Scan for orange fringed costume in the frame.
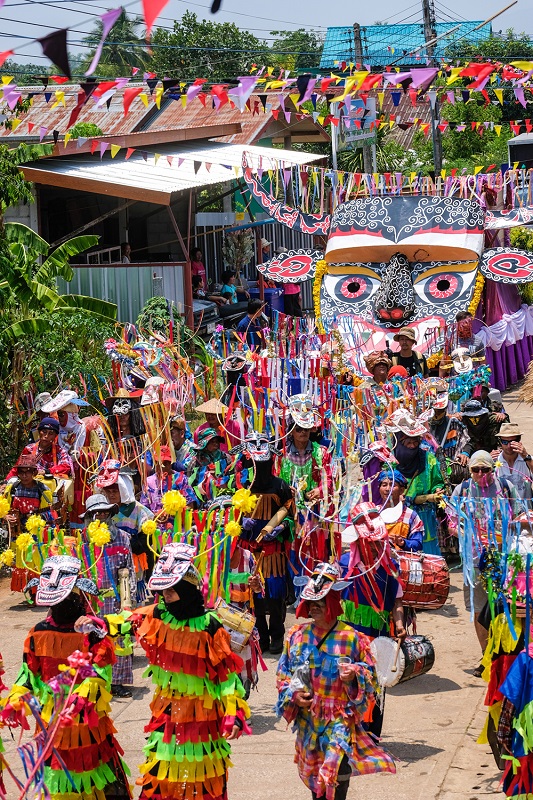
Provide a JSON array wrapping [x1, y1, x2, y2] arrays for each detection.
[[135, 601, 251, 800], [13, 618, 131, 799]]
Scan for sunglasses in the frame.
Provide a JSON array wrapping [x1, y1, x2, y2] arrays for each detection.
[[500, 437, 521, 444], [471, 466, 492, 474]]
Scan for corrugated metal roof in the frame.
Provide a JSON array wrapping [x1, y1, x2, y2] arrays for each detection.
[[320, 21, 492, 68], [0, 87, 154, 140], [21, 142, 325, 206], [148, 93, 329, 145], [1, 87, 328, 146]]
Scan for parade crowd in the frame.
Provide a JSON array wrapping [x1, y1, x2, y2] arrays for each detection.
[[0, 309, 533, 800]]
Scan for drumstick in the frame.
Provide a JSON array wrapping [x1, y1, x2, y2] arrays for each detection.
[[390, 640, 402, 673]]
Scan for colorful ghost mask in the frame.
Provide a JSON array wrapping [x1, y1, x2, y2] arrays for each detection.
[[25, 555, 99, 606]]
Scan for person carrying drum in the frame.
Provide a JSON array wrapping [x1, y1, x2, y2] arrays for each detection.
[[276, 561, 395, 800], [377, 470, 424, 552], [339, 505, 406, 737]]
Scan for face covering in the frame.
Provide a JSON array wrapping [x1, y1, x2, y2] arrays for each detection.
[[59, 411, 85, 452], [50, 592, 86, 625], [394, 441, 426, 479], [163, 578, 206, 621]]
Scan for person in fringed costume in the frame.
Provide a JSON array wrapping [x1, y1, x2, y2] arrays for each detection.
[[280, 395, 334, 574], [134, 542, 251, 800], [386, 410, 444, 555], [339, 504, 406, 737], [377, 470, 424, 552], [2, 554, 131, 799], [276, 561, 396, 800], [232, 432, 295, 655]]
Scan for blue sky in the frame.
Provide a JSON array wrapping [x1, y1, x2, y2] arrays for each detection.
[[1, 0, 530, 66]]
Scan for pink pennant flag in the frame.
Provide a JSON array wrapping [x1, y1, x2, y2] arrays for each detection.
[[39, 126, 48, 141], [142, 0, 170, 37], [515, 86, 527, 108], [446, 90, 455, 104], [85, 7, 122, 76]]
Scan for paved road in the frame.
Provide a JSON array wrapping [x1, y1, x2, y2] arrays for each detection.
[[2, 389, 531, 800]]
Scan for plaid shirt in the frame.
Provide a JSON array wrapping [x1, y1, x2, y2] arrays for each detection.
[[140, 471, 195, 513], [497, 697, 516, 753], [7, 441, 73, 480], [276, 621, 395, 798]]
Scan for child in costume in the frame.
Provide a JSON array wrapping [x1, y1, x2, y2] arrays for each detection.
[[135, 542, 251, 800], [6, 554, 131, 799], [276, 561, 395, 800]]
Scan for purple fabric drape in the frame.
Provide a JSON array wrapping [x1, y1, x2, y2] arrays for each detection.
[[485, 336, 533, 392], [473, 280, 533, 391]]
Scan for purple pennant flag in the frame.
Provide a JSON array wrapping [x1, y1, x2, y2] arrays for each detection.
[[187, 83, 204, 104], [99, 141, 109, 158], [39, 126, 48, 141], [228, 75, 257, 112], [383, 71, 411, 86], [3, 85, 21, 110], [515, 86, 527, 108], [85, 8, 122, 76], [409, 68, 438, 90], [446, 91, 455, 104]]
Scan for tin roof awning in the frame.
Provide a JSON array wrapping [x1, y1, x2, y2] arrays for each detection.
[[21, 142, 325, 206]]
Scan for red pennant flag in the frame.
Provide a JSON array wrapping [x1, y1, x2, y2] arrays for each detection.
[[471, 122, 477, 131], [123, 86, 143, 116], [166, 155, 173, 166], [271, 108, 280, 120], [486, 164, 497, 171], [93, 80, 118, 97], [0, 50, 14, 68], [28, 123, 34, 133], [125, 147, 135, 160], [50, 74, 69, 84], [451, 168, 458, 177], [526, 119, 533, 133], [409, 89, 417, 106], [90, 139, 99, 154], [511, 123, 521, 136], [142, 0, 170, 36], [320, 77, 334, 93], [359, 74, 382, 92], [481, 89, 490, 106], [67, 92, 85, 128], [197, 93, 208, 107]]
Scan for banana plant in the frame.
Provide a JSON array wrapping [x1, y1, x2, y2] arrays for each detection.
[[0, 223, 117, 341]]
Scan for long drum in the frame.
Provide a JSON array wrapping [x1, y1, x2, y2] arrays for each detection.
[[370, 635, 435, 688], [397, 551, 450, 610], [214, 598, 255, 653]]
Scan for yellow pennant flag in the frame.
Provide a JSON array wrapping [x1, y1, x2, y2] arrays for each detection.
[[378, 91, 385, 109], [289, 92, 300, 108], [510, 61, 533, 71], [330, 72, 342, 83], [440, 169, 446, 179], [155, 86, 163, 109], [494, 89, 504, 104], [1, 76, 13, 84], [139, 93, 149, 107], [495, 124, 502, 136], [410, 172, 416, 183], [181, 94, 187, 108], [474, 165, 484, 175], [110, 144, 121, 158], [389, 120, 394, 129], [318, 115, 325, 124], [10, 118, 21, 132], [154, 153, 161, 165], [446, 67, 462, 85], [51, 90, 65, 108], [63, 131, 71, 147]]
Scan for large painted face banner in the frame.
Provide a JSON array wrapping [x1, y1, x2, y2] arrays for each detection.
[[242, 155, 533, 349]]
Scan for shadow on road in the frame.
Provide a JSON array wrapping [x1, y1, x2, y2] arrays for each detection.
[[389, 674, 462, 695], [384, 740, 444, 762]]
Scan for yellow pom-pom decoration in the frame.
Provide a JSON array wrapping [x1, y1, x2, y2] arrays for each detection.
[[162, 490, 186, 516], [0, 496, 10, 519], [16, 532, 34, 550], [87, 519, 111, 548], [232, 488, 258, 515], [26, 515, 46, 534], [225, 521, 242, 538], [142, 519, 158, 537], [0, 549, 15, 567]]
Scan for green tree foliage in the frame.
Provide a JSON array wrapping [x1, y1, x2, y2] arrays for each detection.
[[151, 11, 268, 81], [69, 123, 104, 139], [268, 29, 323, 71], [81, 10, 149, 77], [445, 29, 533, 62]]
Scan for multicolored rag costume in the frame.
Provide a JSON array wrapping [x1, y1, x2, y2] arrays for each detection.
[[135, 542, 251, 800], [5, 555, 131, 800], [497, 644, 533, 798], [276, 621, 395, 799]]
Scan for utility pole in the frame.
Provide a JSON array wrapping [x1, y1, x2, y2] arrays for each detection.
[[422, 0, 443, 173], [353, 22, 373, 174]]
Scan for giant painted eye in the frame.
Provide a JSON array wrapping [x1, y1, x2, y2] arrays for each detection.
[[323, 273, 380, 305], [414, 269, 476, 305], [339, 278, 368, 299]]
